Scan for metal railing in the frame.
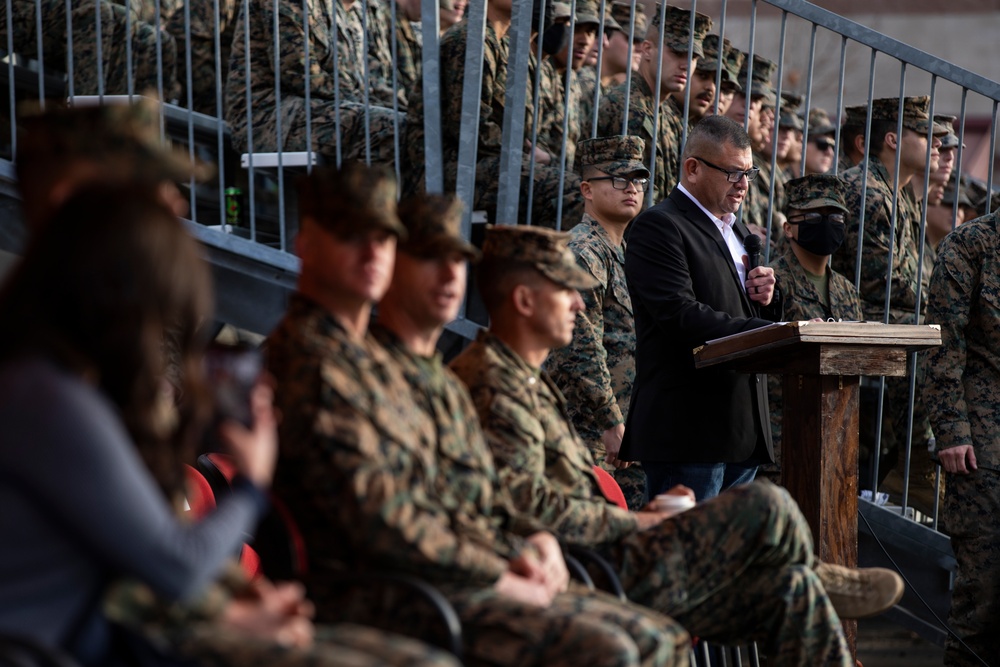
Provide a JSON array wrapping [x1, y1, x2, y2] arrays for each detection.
[[0, 0, 997, 594]]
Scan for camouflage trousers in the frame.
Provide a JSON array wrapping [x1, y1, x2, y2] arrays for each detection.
[[605, 481, 852, 666], [0, 0, 177, 98], [234, 98, 403, 169], [942, 471, 1000, 667], [317, 579, 687, 667], [177, 623, 461, 667], [415, 156, 583, 231]]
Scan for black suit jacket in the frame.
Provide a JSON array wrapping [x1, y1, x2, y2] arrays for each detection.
[[621, 187, 782, 465]]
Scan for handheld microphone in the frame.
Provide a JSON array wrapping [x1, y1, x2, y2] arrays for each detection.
[[744, 234, 762, 273]]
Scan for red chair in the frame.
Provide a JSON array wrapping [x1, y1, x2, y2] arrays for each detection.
[[188, 456, 263, 580], [184, 464, 217, 518], [592, 465, 629, 509]]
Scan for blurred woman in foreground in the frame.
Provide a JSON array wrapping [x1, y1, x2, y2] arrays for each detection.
[[0, 186, 275, 664]]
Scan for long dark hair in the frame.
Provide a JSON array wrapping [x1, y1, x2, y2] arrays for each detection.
[[0, 185, 214, 495]]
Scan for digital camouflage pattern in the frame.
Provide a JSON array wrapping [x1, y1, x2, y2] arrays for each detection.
[[698, 35, 743, 89], [534, 56, 581, 173], [451, 330, 642, 546], [610, 0, 647, 40], [394, 5, 422, 109], [833, 155, 933, 473], [598, 76, 685, 205], [576, 134, 649, 176], [404, 20, 583, 229], [105, 564, 460, 667], [738, 53, 776, 104], [546, 213, 647, 509], [746, 152, 786, 244], [267, 295, 682, 667], [167, 0, 238, 115], [17, 97, 212, 184], [397, 192, 479, 258], [765, 251, 863, 471], [645, 5, 709, 58], [483, 224, 598, 289], [806, 108, 837, 137], [922, 212, 1000, 667], [785, 173, 850, 213], [0, 0, 177, 98], [575, 66, 602, 141], [225, 0, 401, 165], [450, 332, 853, 666], [833, 155, 926, 324], [298, 163, 405, 237], [371, 325, 546, 538]]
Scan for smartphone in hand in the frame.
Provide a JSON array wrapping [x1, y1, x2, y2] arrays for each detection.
[[203, 342, 262, 429]]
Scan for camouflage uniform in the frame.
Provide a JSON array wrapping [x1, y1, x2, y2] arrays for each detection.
[[598, 78, 684, 205], [167, 0, 238, 115], [267, 293, 683, 667], [394, 4, 422, 109], [533, 56, 581, 173], [451, 329, 852, 666], [765, 255, 862, 474], [224, 0, 401, 165], [738, 56, 778, 238], [596, 6, 709, 205], [575, 66, 600, 141], [0, 0, 178, 97], [922, 213, 1000, 667], [105, 565, 460, 667], [404, 20, 582, 229], [547, 212, 647, 509]]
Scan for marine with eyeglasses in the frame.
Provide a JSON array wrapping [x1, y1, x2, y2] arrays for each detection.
[[620, 115, 783, 501], [760, 174, 863, 482], [547, 135, 651, 511]]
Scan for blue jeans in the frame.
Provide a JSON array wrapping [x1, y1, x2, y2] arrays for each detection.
[[642, 461, 758, 502]]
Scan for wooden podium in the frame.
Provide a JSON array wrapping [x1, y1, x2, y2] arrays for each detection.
[[693, 321, 940, 652]]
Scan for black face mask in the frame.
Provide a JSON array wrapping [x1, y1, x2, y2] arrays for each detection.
[[789, 212, 847, 256]]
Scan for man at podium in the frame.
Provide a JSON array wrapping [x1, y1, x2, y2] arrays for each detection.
[[622, 115, 783, 500]]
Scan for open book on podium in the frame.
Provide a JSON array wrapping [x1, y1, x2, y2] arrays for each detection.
[[693, 321, 941, 376]]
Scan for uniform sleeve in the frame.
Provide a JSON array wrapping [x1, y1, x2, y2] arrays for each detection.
[[922, 234, 980, 451], [478, 392, 639, 546], [549, 260, 622, 431], [0, 369, 263, 602], [440, 29, 504, 154], [303, 394, 510, 586]]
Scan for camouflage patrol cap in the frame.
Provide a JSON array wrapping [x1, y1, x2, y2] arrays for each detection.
[[737, 53, 776, 104], [17, 97, 214, 183], [940, 172, 972, 208], [869, 96, 944, 134], [806, 108, 837, 136], [778, 93, 804, 131], [697, 35, 743, 92], [483, 225, 599, 290], [577, 135, 650, 177], [296, 162, 406, 238], [934, 114, 960, 149], [785, 174, 850, 215], [647, 5, 711, 59], [397, 193, 479, 260], [610, 1, 647, 39], [570, 0, 606, 26], [843, 104, 868, 129]]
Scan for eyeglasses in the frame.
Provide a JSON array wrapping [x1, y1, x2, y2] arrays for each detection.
[[587, 176, 651, 192], [812, 138, 836, 153], [787, 212, 846, 225], [694, 157, 760, 183]]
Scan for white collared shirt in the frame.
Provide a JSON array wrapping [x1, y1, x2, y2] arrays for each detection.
[[677, 183, 747, 286]]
